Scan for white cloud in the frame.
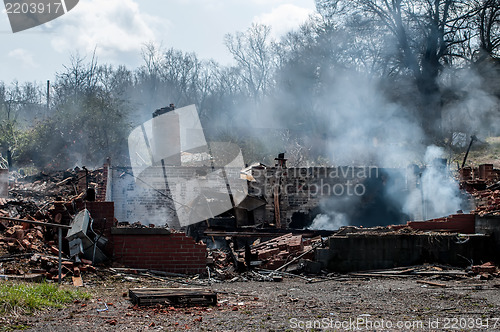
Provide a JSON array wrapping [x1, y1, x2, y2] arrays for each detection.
[[172, 0, 225, 10], [253, 4, 314, 38], [49, 0, 164, 58], [7, 48, 38, 69], [250, 0, 292, 5]]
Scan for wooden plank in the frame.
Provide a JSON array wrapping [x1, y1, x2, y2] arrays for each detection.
[[348, 273, 414, 278], [413, 271, 468, 276], [129, 288, 217, 307], [417, 280, 447, 288], [368, 268, 416, 275], [0, 216, 71, 229], [130, 288, 211, 296]]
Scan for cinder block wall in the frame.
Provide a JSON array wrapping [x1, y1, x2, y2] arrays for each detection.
[[476, 216, 500, 261], [110, 167, 179, 228], [317, 233, 495, 272], [111, 229, 207, 274]]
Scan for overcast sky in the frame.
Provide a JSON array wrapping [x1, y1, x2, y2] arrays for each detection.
[[1, 0, 316, 84]]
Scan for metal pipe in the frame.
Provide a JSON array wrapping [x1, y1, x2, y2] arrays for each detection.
[[58, 227, 62, 284], [0, 216, 71, 229], [461, 135, 477, 169]]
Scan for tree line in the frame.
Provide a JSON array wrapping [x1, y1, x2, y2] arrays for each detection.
[[1, 0, 499, 170]]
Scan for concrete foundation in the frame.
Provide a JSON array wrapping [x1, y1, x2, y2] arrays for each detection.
[[317, 233, 494, 272], [476, 216, 500, 261]]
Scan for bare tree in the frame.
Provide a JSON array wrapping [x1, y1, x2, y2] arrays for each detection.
[[476, 0, 500, 57], [316, 0, 475, 139], [224, 23, 278, 101]]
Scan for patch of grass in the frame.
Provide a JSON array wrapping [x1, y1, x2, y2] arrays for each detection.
[[0, 281, 90, 315], [1, 324, 31, 331]]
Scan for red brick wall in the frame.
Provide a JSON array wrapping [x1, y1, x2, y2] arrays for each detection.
[[394, 214, 475, 234], [96, 164, 109, 202], [111, 232, 207, 274]]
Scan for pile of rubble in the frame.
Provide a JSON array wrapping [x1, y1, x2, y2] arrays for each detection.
[[0, 198, 58, 254], [240, 233, 322, 270], [471, 189, 500, 216], [0, 202, 99, 282], [0, 215, 99, 283], [8, 166, 107, 203], [346, 262, 500, 283], [459, 164, 500, 216], [0, 252, 96, 282], [471, 262, 500, 280], [208, 249, 235, 279], [1, 223, 46, 254], [0, 198, 45, 219], [208, 233, 325, 279], [0, 166, 108, 283]]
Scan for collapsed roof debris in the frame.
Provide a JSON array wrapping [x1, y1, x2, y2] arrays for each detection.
[[0, 165, 110, 284], [0, 157, 499, 289]]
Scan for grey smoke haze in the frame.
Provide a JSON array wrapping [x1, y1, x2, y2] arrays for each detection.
[[440, 68, 500, 137], [125, 37, 493, 230], [102, 11, 499, 230], [301, 70, 472, 229], [260, 66, 490, 229], [122, 20, 499, 231]]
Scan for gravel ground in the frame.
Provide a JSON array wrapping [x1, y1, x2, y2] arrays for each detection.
[[2, 271, 500, 331]]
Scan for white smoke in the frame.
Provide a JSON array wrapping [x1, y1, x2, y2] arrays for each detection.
[[403, 145, 462, 220], [310, 213, 348, 230]]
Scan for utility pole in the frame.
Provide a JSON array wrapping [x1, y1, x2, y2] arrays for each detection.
[[46, 80, 50, 115], [6, 100, 12, 169]]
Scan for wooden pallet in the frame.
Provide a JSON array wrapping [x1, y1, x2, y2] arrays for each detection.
[[129, 288, 217, 306]]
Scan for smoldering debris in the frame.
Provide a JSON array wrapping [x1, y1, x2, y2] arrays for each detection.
[[402, 145, 463, 221]]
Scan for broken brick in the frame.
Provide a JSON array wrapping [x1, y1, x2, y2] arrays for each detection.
[[81, 258, 93, 265], [106, 319, 117, 326], [257, 248, 280, 260], [49, 246, 60, 256], [5, 227, 16, 238], [21, 239, 32, 249], [472, 263, 497, 274], [35, 229, 44, 239], [14, 229, 25, 239], [62, 261, 74, 269]]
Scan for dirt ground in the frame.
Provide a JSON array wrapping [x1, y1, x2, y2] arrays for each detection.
[[2, 269, 500, 332]]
